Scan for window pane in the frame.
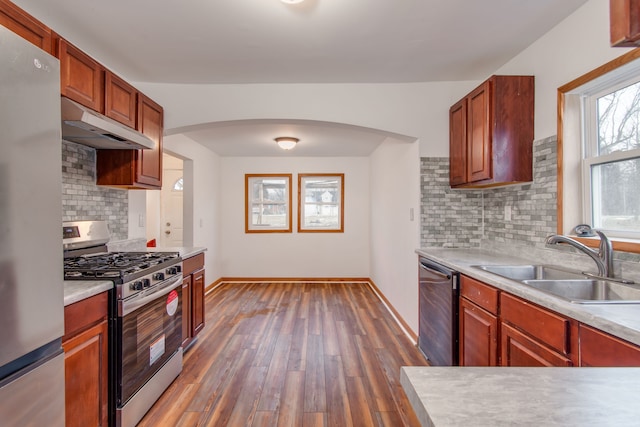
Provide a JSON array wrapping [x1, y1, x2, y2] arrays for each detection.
[[251, 179, 287, 202], [302, 203, 340, 228], [597, 81, 640, 155], [591, 157, 640, 232], [252, 203, 288, 227], [299, 174, 343, 232], [246, 175, 291, 232]]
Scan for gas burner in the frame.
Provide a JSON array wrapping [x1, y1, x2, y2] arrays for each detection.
[[63, 251, 181, 284]]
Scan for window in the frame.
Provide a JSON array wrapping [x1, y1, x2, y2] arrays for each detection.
[[173, 177, 183, 191], [559, 49, 640, 252], [583, 79, 640, 238], [245, 174, 292, 233], [298, 174, 344, 232]]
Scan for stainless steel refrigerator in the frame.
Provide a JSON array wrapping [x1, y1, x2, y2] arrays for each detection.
[[0, 25, 65, 425]]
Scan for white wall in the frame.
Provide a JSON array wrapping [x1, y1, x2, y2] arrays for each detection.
[[495, 0, 634, 140], [139, 134, 222, 281], [219, 156, 370, 278], [370, 137, 421, 334], [135, 81, 471, 158]]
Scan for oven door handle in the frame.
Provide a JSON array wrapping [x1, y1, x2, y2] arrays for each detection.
[[119, 276, 183, 317]]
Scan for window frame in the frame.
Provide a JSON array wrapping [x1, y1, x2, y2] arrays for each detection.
[[581, 77, 640, 240], [297, 173, 345, 233], [245, 174, 292, 233], [558, 47, 640, 253]]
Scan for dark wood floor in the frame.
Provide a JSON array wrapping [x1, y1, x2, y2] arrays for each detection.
[[139, 281, 428, 427]]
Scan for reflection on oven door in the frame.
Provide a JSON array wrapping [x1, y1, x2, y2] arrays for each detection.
[[119, 282, 182, 405]]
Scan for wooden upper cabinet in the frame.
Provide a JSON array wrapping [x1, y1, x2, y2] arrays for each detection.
[[449, 98, 467, 186], [0, 0, 52, 54], [610, 0, 640, 47], [136, 94, 163, 187], [96, 93, 163, 189], [467, 81, 492, 183], [105, 72, 137, 128], [449, 75, 534, 188], [57, 38, 105, 113]]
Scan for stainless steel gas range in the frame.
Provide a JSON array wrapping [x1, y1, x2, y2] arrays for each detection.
[[63, 221, 184, 427]]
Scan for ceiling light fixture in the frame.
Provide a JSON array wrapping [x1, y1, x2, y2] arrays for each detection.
[[275, 137, 299, 150], [280, 0, 304, 4]]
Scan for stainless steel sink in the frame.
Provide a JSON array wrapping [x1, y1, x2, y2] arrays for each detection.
[[474, 264, 586, 281], [473, 264, 640, 304], [522, 279, 640, 304]]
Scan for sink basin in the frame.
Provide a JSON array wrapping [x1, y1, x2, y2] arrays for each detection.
[[522, 279, 640, 304], [474, 264, 586, 281], [473, 264, 640, 304]]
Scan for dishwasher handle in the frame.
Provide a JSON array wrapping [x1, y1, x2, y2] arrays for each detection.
[[419, 261, 452, 280]]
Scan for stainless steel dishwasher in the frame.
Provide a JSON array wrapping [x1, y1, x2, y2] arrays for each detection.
[[418, 256, 460, 366]]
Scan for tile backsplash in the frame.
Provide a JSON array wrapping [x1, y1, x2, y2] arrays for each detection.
[[420, 135, 640, 271], [420, 136, 557, 248], [61, 141, 128, 240]]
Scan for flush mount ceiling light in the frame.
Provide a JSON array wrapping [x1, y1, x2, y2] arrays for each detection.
[[275, 137, 299, 150], [280, 0, 304, 4]]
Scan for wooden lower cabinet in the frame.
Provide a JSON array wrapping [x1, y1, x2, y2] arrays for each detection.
[[63, 292, 109, 427], [459, 297, 498, 366], [579, 324, 640, 366], [181, 275, 192, 348], [501, 323, 572, 367], [182, 253, 206, 349], [192, 267, 205, 336]]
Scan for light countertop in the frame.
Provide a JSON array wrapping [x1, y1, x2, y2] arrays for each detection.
[[416, 248, 640, 347], [401, 366, 640, 427], [148, 246, 207, 259], [64, 280, 113, 306]]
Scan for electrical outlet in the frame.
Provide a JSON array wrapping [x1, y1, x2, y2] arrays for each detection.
[[504, 205, 512, 221]]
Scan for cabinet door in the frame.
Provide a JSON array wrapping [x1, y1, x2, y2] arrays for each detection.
[[501, 323, 572, 367], [580, 324, 640, 366], [182, 275, 192, 348], [466, 80, 492, 183], [610, 0, 640, 47], [459, 297, 498, 366], [449, 98, 467, 186], [136, 94, 163, 187], [105, 72, 137, 128], [96, 93, 163, 189], [0, 0, 52, 53], [63, 320, 109, 427], [192, 268, 205, 337], [57, 38, 104, 112]]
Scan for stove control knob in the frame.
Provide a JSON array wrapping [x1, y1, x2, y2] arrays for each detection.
[[133, 281, 144, 291], [153, 272, 165, 281], [175, 265, 182, 273], [166, 267, 178, 275], [142, 279, 151, 288]]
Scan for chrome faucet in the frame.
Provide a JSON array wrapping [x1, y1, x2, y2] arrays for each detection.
[[545, 230, 614, 278]]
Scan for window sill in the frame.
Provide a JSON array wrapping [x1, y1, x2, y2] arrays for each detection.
[[571, 236, 640, 254]]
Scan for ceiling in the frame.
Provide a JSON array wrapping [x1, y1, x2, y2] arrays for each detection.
[[14, 0, 590, 156]]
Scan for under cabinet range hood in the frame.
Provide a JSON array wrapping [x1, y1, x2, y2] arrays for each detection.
[[60, 97, 155, 150]]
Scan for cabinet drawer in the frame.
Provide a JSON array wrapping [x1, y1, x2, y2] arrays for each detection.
[[63, 292, 109, 340], [500, 292, 569, 355], [183, 253, 204, 277], [460, 275, 499, 314]]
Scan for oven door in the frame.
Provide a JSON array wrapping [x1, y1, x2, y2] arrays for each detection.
[[117, 276, 183, 406]]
